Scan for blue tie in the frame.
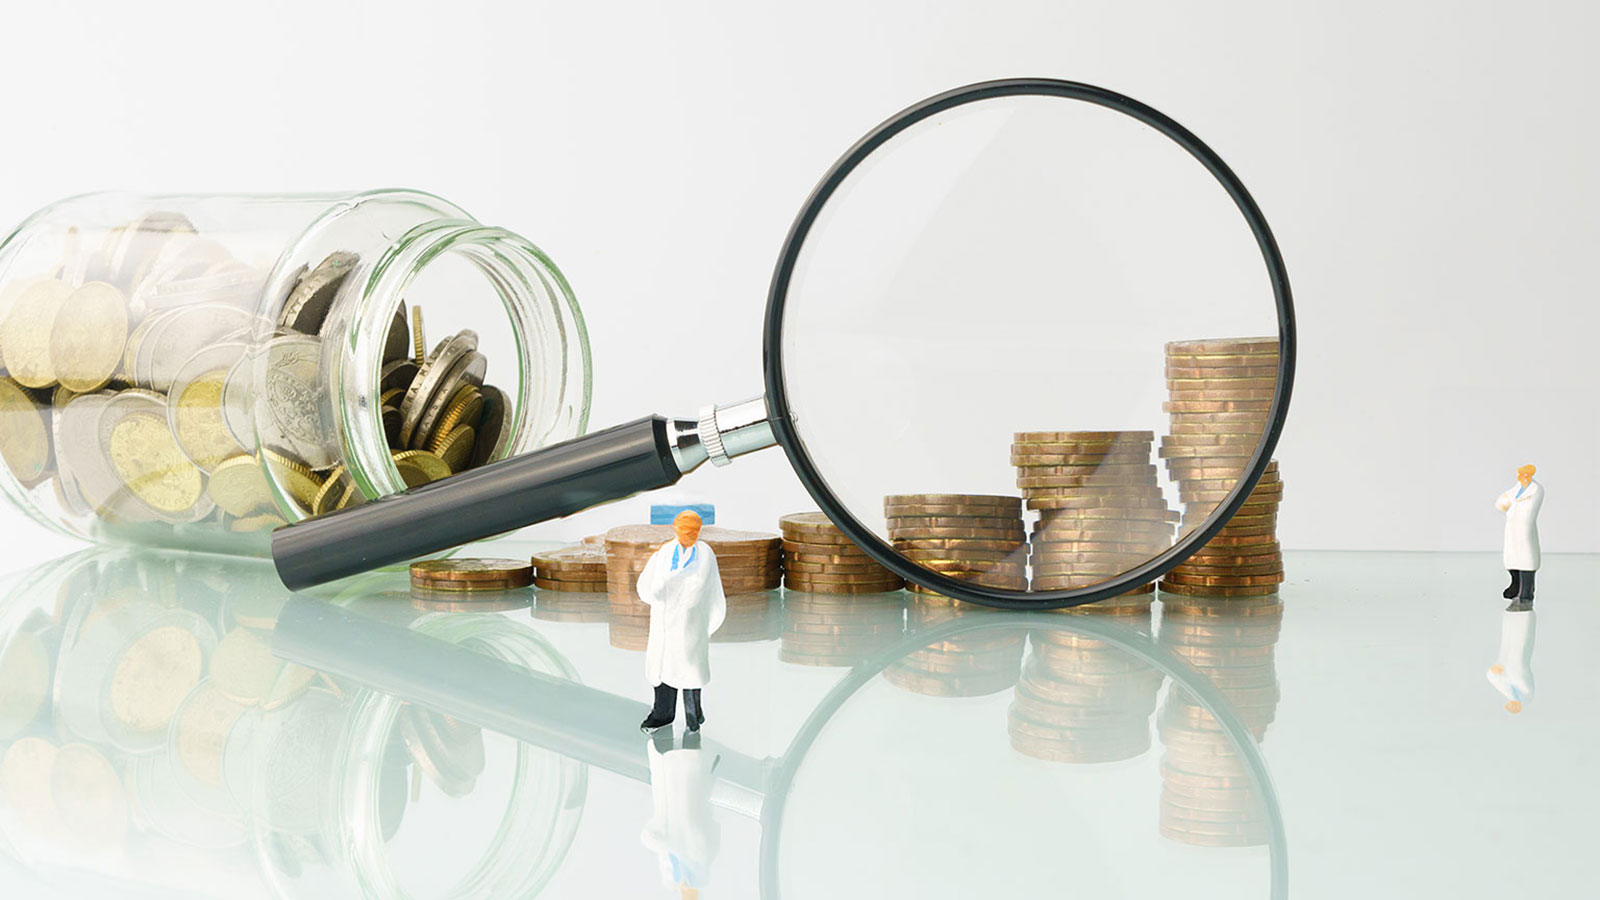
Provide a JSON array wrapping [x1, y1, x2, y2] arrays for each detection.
[[672, 544, 695, 571]]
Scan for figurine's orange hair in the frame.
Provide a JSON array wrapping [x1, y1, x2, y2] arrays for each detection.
[[1517, 464, 1536, 478]]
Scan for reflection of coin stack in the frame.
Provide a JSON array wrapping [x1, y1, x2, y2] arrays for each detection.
[[1159, 338, 1284, 602], [531, 545, 608, 592], [1156, 597, 1283, 846], [1014, 431, 1177, 613], [603, 525, 782, 652], [779, 512, 903, 593], [884, 602, 1023, 697], [1008, 628, 1164, 763], [780, 591, 905, 667], [884, 494, 1027, 598]]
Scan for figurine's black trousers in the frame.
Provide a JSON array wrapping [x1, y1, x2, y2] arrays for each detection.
[[649, 682, 703, 721], [1506, 570, 1536, 601]]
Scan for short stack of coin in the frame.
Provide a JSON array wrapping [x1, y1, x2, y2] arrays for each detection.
[[1158, 337, 1284, 603], [409, 558, 534, 593], [779, 512, 903, 594], [1156, 598, 1283, 846], [530, 544, 609, 592], [779, 590, 905, 667], [884, 610, 1023, 698], [1014, 431, 1177, 613], [884, 494, 1027, 598], [1008, 628, 1164, 764]]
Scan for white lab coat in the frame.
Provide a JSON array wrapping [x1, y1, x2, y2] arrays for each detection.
[[641, 740, 720, 890], [1486, 609, 1536, 709], [1495, 479, 1544, 570], [638, 540, 726, 689]]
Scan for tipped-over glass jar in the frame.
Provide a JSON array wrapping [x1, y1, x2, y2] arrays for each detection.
[[0, 191, 591, 554]]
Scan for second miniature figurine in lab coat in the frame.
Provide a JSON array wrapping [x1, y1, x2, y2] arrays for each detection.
[[638, 511, 726, 733], [1486, 607, 1536, 714], [1494, 464, 1544, 611]]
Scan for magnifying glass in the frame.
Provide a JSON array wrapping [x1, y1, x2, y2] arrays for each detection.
[[272, 77, 1296, 609]]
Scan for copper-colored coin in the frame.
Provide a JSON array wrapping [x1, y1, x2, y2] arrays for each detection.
[[1005, 452, 1153, 467], [1166, 375, 1278, 390], [414, 577, 532, 594], [1168, 561, 1284, 577], [1163, 400, 1273, 413], [784, 578, 906, 594], [1193, 533, 1279, 548], [777, 512, 843, 534], [1015, 474, 1159, 489], [1183, 547, 1282, 564], [1029, 496, 1175, 513], [1013, 460, 1156, 475], [1160, 599, 1284, 618], [785, 559, 894, 575], [1166, 364, 1279, 379], [1166, 336, 1278, 355], [410, 558, 534, 586], [884, 514, 1024, 531], [1162, 571, 1285, 587], [882, 493, 1020, 510], [1038, 506, 1179, 522], [886, 527, 1024, 543], [893, 538, 1026, 554], [1168, 388, 1277, 402], [1161, 432, 1264, 448], [1014, 430, 1155, 442], [1158, 581, 1279, 597], [781, 539, 873, 560], [1033, 523, 1175, 540], [1164, 465, 1253, 481], [1011, 442, 1153, 457], [531, 543, 608, 570], [532, 577, 609, 592]]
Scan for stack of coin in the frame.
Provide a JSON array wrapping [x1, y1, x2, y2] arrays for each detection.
[[1008, 627, 1164, 764], [603, 525, 783, 650], [1156, 598, 1283, 846], [884, 494, 1026, 597], [884, 607, 1023, 697], [779, 590, 905, 667], [1014, 431, 1177, 612], [1157, 335, 1284, 603], [408, 559, 534, 593], [778, 512, 902, 594], [530, 544, 608, 592], [0, 216, 516, 539]]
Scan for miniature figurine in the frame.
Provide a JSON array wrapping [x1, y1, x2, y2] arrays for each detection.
[[642, 730, 720, 899], [638, 510, 726, 734], [1487, 608, 1536, 714], [1494, 464, 1544, 611]]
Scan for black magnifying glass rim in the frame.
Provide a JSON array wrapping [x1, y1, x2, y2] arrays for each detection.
[[762, 77, 1297, 610], [757, 612, 1288, 899]]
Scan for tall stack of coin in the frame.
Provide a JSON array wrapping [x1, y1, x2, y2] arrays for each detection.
[[778, 512, 903, 594], [530, 545, 608, 592], [0, 215, 517, 540], [1158, 336, 1284, 602], [1008, 627, 1164, 763], [1156, 598, 1283, 846], [603, 525, 783, 651], [884, 494, 1026, 599], [1013, 431, 1176, 612], [780, 590, 905, 667]]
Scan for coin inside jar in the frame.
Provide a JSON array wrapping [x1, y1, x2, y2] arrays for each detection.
[[49, 282, 128, 393]]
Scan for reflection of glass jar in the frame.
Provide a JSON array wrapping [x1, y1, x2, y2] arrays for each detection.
[[0, 191, 591, 554]]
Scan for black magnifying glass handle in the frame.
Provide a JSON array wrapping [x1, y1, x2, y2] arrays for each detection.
[[271, 398, 774, 589]]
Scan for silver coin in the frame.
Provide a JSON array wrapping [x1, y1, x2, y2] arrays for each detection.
[[408, 350, 485, 451], [278, 251, 358, 335], [122, 309, 176, 383], [398, 329, 478, 448], [253, 334, 337, 470], [140, 260, 265, 317], [57, 392, 145, 521], [219, 353, 257, 452], [382, 300, 409, 364], [50, 391, 92, 517], [379, 359, 418, 395], [137, 304, 254, 394], [469, 384, 514, 469]]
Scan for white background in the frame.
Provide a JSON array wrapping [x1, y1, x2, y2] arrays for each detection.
[[0, 0, 1595, 566]]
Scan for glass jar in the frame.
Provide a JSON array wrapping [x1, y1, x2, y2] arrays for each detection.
[[0, 191, 591, 555]]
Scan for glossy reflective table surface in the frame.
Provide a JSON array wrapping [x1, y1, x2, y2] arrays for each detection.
[[0, 545, 1594, 899]]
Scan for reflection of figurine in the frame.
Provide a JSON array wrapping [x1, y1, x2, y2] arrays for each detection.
[[1495, 465, 1544, 611], [1487, 609, 1536, 714], [642, 730, 720, 899], [638, 511, 726, 734]]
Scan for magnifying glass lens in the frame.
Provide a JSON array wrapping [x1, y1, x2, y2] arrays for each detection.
[[777, 91, 1284, 602]]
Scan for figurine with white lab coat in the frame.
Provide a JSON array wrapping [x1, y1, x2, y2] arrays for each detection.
[[1494, 464, 1544, 611], [641, 731, 720, 899], [638, 511, 726, 733], [1486, 608, 1536, 715]]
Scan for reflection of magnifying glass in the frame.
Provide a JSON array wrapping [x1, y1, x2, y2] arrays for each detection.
[[274, 77, 1295, 609], [275, 599, 1287, 896]]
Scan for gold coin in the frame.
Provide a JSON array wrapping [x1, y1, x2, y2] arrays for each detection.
[[0, 278, 71, 388], [1013, 430, 1155, 443], [778, 512, 844, 534], [108, 624, 203, 734], [1012, 440, 1153, 455], [1164, 400, 1273, 413], [51, 743, 128, 851], [894, 538, 1026, 554], [310, 465, 350, 516], [173, 370, 240, 470], [393, 448, 451, 486], [882, 493, 1021, 510], [264, 448, 324, 509], [0, 377, 51, 484], [1163, 571, 1285, 586], [1170, 562, 1284, 576], [783, 569, 907, 585], [208, 453, 272, 516], [1007, 452, 1154, 467], [1168, 389, 1277, 402], [1166, 337, 1278, 355], [531, 543, 608, 568], [1167, 364, 1278, 379], [886, 514, 1026, 530], [50, 282, 127, 392], [1158, 581, 1279, 597], [174, 681, 247, 788], [429, 385, 485, 451], [784, 559, 894, 575], [781, 540, 874, 560], [886, 525, 1024, 540], [411, 306, 425, 365], [434, 424, 475, 472], [0, 736, 61, 838], [109, 411, 203, 513], [1167, 376, 1278, 389], [1016, 474, 1159, 488], [210, 627, 315, 708], [784, 578, 905, 594]]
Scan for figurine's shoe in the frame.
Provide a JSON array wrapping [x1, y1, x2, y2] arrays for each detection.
[[1502, 585, 1518, 599], [696, 708, 706, 727], [639, 713, 674, 734], [685, 715, 700, 733]]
